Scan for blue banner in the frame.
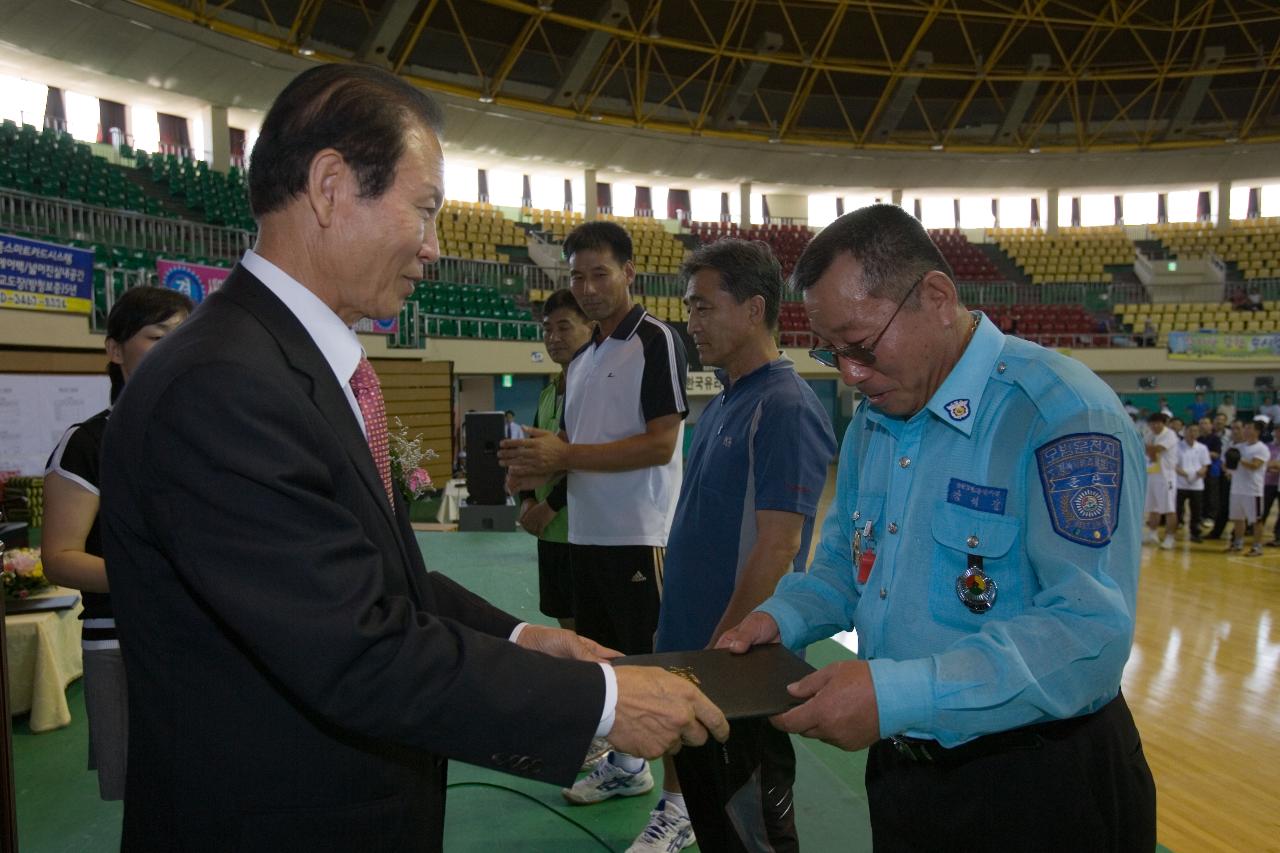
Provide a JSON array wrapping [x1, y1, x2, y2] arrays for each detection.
[[0, 233, 95, 315]]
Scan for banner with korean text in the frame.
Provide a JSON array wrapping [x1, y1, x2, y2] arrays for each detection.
[[1168, 331, 1280, 360], [157, 259, 229, 304], [158, 258, 398, 334], [0, 233, 94, 314]]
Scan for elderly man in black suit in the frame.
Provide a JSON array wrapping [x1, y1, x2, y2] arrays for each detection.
[[100, 64, 726, 853]]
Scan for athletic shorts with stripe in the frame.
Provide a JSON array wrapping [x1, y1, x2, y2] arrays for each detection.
[[568, 543, 664, 656]]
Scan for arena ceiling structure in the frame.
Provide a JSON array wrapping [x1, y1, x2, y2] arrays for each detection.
[[3, 0, 1280, 189], [120, 0, 1280, 153]]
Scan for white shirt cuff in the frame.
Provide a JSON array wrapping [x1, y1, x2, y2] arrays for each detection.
[[509, 623, 616, 737], [595, 662, 618, 737]]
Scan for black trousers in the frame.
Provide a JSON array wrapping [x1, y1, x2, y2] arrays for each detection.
[[536, 538, 574, 619], [1175, 489, 1203, 535], [1206, 474, 1230, 537], [865, 694, 1156, 853], [1202, 473, 1219, 519], [672, 719, 799, 853], [1263, 484, 1280, 541]]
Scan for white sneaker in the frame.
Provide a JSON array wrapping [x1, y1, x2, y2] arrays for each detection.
[[1161, 535, 1175, 550], [1143, 529, 1159, 545], [562, 754, 654, 804], [580, 736, 611, 772], [625, 800, 696, 853]]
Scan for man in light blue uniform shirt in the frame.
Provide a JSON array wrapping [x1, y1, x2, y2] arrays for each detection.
[[720, 205, 1156, 852]]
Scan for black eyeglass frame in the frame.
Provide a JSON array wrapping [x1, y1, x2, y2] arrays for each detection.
[[807, 272, 929, 369]]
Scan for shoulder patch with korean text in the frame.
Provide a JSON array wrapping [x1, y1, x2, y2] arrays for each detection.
[[1035, 432, 1123, 548]]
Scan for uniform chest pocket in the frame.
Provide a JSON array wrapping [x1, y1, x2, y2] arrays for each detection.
[[928, 500, 1024, 629]]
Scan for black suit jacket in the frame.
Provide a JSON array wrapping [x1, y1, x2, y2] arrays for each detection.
[[100, 267, 604, 852]]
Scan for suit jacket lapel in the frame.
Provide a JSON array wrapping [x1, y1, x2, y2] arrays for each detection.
[[217, 267, 416, 574]]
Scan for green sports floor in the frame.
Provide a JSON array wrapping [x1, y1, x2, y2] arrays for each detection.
[[9, 532, 1170, 852], [11, 531, 867, 852]]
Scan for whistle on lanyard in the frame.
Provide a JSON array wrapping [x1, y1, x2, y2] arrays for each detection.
[[853, 520, 876, 584]]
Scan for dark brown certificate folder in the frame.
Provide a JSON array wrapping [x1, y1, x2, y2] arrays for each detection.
[[614, 644, 816, 720]]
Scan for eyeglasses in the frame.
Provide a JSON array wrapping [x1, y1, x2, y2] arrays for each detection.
[[808, 272, 927, 369]]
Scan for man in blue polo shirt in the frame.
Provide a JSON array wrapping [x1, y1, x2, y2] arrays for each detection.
[[656, 239, 835, 852]]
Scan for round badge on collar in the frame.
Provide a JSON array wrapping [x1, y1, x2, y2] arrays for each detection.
[[945, 398, 971, 421]]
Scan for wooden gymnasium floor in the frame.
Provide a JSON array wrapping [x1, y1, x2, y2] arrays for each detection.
[[1123, 527, 1280, 852]]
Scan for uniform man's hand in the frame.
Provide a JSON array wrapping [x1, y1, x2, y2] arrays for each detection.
[[769, 659, 881, 752], [715, 611, 781, 653], [607, 666, 730, 759]]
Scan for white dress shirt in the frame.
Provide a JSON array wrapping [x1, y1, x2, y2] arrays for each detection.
[[1175, 439, 1211, 491]]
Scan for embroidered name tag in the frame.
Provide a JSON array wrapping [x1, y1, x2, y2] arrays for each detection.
[[1035, 432, 1123, 548], [947, 479, 1008, 515]]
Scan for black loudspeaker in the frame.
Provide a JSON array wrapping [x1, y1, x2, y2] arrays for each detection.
[[464, 411, 507, 505]]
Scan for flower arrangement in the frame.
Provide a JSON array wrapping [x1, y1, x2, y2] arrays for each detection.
[[3, 546, 51, 600], [388, 417, 438, 503]]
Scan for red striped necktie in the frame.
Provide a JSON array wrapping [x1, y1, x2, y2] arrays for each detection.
[[349, 356, 395, 512]]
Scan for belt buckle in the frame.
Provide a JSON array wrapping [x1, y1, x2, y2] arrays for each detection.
[[890, 736, 934, 763]]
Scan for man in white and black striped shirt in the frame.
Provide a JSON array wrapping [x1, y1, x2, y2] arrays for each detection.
[[500, 221, 691, 851]]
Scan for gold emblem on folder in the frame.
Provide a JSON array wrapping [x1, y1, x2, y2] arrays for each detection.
[[666, 666, 701, 685]]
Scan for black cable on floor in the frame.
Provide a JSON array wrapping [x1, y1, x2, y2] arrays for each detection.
[[445, 781, 618, 852]]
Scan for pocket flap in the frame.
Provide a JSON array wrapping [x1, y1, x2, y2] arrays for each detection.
[[851, 493, 885, 532], [930, 500, 1019, 558]]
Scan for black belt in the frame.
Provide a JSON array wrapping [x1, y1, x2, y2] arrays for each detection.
[[881, 696, 1116, 770]]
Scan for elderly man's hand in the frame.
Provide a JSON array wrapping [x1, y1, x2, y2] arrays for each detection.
[[516, 624, 620, 664], [607, 666, 730, 759], [498, 427, 570, 479], [769, 659, 880, 752]]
